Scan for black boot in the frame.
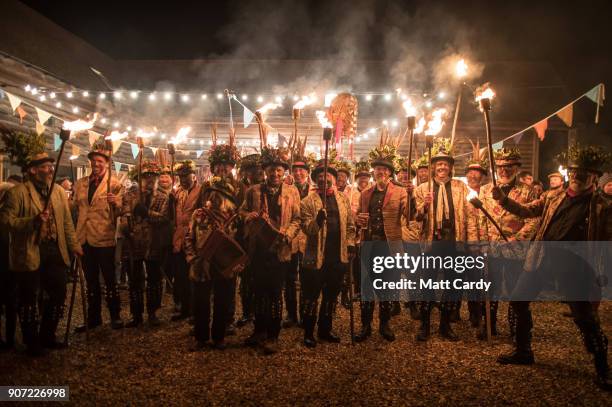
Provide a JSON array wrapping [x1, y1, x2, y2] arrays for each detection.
[[439, 305, 459, 341], [408, 302, 421, 321], [126, 316, 143, 328], [594, 351, 611, 391], [391, 302, 401, 317], [450, 301, 461, 322], [498, 303, 534, 365], [416, 303, 431, 342], [379, 321, 396, 342], [40, 304, 66, 350], [303, 315, 317, 348], [468, 301, 481, 328], [355, 325, 372, 342]]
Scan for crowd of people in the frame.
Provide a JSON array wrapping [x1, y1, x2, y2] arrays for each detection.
[[0, 130, 610, 391]]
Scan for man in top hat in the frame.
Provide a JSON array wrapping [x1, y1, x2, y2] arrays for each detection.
[[355, 144, 410, 342], [185, 176, 241, 351], [73, 139, 124, 331], [283, 153, 314, 328], [240, 147, 301, 354], [300, 159, 356, 347], [120, 160, 170, 327], [235, 153, 263, 327], [170, 160, 202, 321], [492, 144, 611, 391], [413, 138, 477, 341], [476, 148, 539, 339], [1, 151, 83, 355]]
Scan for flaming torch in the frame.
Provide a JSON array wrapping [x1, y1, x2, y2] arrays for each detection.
[[104, 130, 128, 222], [254, 103, 280, 148], [402, 99, 418, 216], [36, 113, 98, 242], [292, 95, 315, 148], [450, 59, 468, 149], [316, 110, 333, 210], [475, 83, 497, 186]]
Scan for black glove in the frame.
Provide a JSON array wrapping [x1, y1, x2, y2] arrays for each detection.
[[133, 203, 148, 219], [316, 208, 327, 227]]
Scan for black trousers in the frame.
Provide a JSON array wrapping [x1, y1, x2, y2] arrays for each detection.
[[285, 252, 301, 321], [239, 265, 254, 319], [171, 252, 192, 316], [252, 255, 287, 340], [124, 258, 163, 318], [301, 262, 346, 336], [193, 273, 234, 343], [0, 270, 17, 346], [82, 244, 121, 323], [15, 242, 67, 347]]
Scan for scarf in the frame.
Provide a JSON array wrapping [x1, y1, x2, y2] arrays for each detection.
[[435, 179, 450, 230]]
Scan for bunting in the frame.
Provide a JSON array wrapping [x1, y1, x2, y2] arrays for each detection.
[[111, 140, 121, 154], [54, 134, 62, 151], [243, 105, 255, 128], [557, 104, 573, 127], [6, 92, 22, 111], [534, 119, 548, 141], [492, 141, 504, 150], [35, 107, 53, 125], [114, 161, 122, 172], [586, 84, 605, 123], [35, 121, 46, 136], [196, 150, 203, 158], [150, 147, 158, 156], [88, 131, 99, 146], [130, 143, 140, 159]]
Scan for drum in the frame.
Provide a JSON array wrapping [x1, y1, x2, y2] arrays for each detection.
[[199, 229, 248, 279]]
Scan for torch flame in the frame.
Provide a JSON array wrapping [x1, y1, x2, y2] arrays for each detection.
[[169, 126, 191, 145], [456, 59, 468, 79], [105, 130, 128, 141], [402, 98, 417, 117], [414, 117, 427, 134], [424, 108, 447, 136], [315, 110, 333, 129], [475, 84, 495, 103], [293, 94, 315, 110], [257, 102, 281, 114], [62, 113, 98, 132], [136, 129, 156, 139], [558, 165, 569, 181]]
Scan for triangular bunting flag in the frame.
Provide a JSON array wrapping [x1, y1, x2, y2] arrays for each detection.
[[586, 84, 601, 103], [35, 121, 46, 136], [243, 105, 255, 128], [196, 150, 203, 158], [278, 133, 287, 148], [88, 131, 98, 146], [0, 89, 4, 99], [35, 107, 53, 125], [114, 161, 122, 173], [534, 119, 548, 141], [16, 106, 27, 123], [111, 140, 122, 154], [6, 92, 22, 111], [72, 144, 80, 157], [492, 141, 504, 150], [513, 132, 523, 144], [556, 104, 573, 127], [585, 84, 605, 124], [149, 147, 158, 156], [54, 134, 62, 151], [130, 143, 140, 159]]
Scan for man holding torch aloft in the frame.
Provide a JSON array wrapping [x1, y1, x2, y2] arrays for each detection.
[[73, 139, 124, 331], [476, 147, 539, 339]]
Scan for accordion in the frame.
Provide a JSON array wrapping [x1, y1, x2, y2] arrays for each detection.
[[198, 228, 248, 279]]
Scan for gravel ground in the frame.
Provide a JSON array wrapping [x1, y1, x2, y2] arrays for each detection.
[[1, 287, 611, 406]]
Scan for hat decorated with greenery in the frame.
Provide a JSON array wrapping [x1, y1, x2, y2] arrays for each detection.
[[413, 153, 430, 170], [208, 144, 240, 167], [160, 165, 172, 175], [310, 159, 339, 182], [141, 160, 162, 176], [239, 153, 261, 171], [465, 138, 489, 174], [292, 152, 317, 171], [174, 160, 196, 175], [0, 127, 51, 171], [335, 159, 353, 176], [87, 137, 111, 161], [430, 137, 454, 165], [354, 158, 371, 177], [261, 146, 291, 170], [398, 158, 416, 177], [369, 127, 402, 173], [493, 147, 521, 166], [557, 143, 611, 176]]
